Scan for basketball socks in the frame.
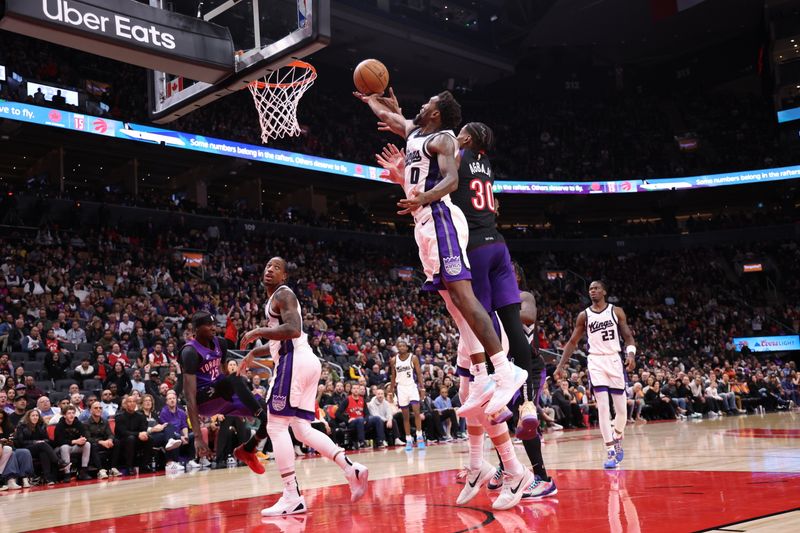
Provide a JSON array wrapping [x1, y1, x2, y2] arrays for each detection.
[[523, 437, 549, 481], [471, 362, 488, 380], [280, 470, 299, 498], [489, 352, 510, 374], [468, 429, 484, 470], [494, 438, 524, 477], [596, 390, 614, 445]]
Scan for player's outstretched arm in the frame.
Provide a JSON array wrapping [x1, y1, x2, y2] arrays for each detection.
[[353, 88, 413, 138], [555, 312, 587, 380], [238, 345, 271, 377], [520, 292, 537, 326], [615, 306, 637, 370], [397, 134, 458, 212], [181, 372, 210, 457], [389, 356, 397, 394]]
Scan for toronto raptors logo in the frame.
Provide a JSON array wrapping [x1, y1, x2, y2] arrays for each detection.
[[443, 255, 463, 276], [271, 394, 287, 411]]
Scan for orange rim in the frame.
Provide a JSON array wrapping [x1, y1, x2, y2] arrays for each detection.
[[249, 60, 317, 90]]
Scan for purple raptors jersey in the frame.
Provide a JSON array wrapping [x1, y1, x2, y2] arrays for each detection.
[[186, 337, 224, 390]]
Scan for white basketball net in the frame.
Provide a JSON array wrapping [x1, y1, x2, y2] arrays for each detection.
[[248, 60, 317, 144]]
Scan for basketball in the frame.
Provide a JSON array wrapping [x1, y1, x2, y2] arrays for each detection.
[[354, 59, 389, 95]]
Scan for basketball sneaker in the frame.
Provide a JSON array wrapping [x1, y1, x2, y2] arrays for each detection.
[[485, 364, 529, 416], [345, 462, 370, 503], [234, 444, 266, 475], [456, 376, 495, 419], [416, 435, 426, 450], [613, 439, 624, 463], [404, 437, 413, 452], [515, 401, 540, 440], [522, 476, 558, 499], [487, 466, 504, 490], [456, 460, 496, 505], [261, 493, 307, 516], [603, 449, 618, 469], [492, 468, 535, 510]]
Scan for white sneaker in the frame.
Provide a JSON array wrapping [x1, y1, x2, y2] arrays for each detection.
[[185, 460, 201, 470], [166, 462, 185, 473], [708, 411, 718, 418], [345, 462, 369, 503], [7, 478, 21, 490], [0, 484, 7, 491], [456, 376, 495, 419], [492, 469, 535, 511], [393, 438, 405, 446], [485, 363, 529, 416], [109, 468, 122, 477], [456, 461, 497, 505], [294, 445, 304, 457], [165, 438, 182, 451], [550, 423, 564, 431], [199, 457, 212, 468], [97, 469, 109, 480], [261, 493, 307, 516], [21, 478, 30, 488]]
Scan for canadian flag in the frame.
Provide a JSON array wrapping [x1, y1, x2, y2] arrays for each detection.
[[651, 0, 706, 21], [166, 76, 184, 98]]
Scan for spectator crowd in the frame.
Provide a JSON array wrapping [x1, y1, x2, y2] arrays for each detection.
[[0, 214, 797, 489]]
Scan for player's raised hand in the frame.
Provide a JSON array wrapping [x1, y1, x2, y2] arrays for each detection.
[[397, 189, 427, 215], [239, 330, 258, 350], [238, 352, 254, 376], [375, 143, 405, 184]]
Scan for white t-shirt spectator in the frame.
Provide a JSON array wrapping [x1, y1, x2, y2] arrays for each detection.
[[118, 320, 135, 335]]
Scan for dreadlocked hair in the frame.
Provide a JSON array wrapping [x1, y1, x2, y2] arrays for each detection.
[[464, 122, 495, 156], [436, 91, 462, 131], [512, 260, 529, 291]]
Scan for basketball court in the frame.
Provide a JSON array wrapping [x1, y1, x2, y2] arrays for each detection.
[[1, 1, 799, 532], [2, 412, 797, 532]]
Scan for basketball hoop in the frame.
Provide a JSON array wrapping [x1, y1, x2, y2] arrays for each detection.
[[248, 60, 317, 144]]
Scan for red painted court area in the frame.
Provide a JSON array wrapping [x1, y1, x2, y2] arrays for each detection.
[[29, 469, 800, 533]]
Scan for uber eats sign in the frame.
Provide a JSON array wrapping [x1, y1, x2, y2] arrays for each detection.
[[0, 0, 234, 83]]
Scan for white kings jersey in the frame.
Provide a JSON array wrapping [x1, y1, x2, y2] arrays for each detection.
[[394, 353, 416, 387], [264, 285, 311, 361], [585, 304, 622, 356], [404, 128, 459, 225]]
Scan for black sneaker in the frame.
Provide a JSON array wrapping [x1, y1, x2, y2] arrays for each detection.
[[77, 470, 92, 481]]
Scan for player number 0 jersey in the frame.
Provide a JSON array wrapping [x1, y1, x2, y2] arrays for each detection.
[[403, 128, 459, 225]]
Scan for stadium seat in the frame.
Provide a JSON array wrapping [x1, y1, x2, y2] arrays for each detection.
[[82, 379, 102, 392], [78, 343, 94, 353], [48, 391, 67, 404], [36, 380, 54, 393], [24, 361, 44, 375], [55, 378, 78, 392], [35, 351, 48, 363], [10, 352, 27, 363]]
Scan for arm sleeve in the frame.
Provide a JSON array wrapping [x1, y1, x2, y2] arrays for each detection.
[[181, 345, 200, 375]]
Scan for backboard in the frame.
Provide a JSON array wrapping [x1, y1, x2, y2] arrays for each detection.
[[147, 0, 329, 124]]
